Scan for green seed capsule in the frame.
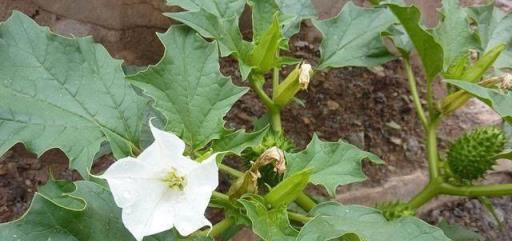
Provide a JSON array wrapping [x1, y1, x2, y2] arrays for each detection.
[[447, 127, 507, 181]]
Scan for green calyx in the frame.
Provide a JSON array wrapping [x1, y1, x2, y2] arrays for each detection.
[[162, 169, 187, 191], [447, 127, 507, 181]]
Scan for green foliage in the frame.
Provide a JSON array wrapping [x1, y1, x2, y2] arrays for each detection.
[[437, 220, 484, 241], [211, 127, 270, 156], [129, 26, 247, 151], [239, 195, 298, 241], [388, 3, 444, 81], [297, 202, 451, 241], [466, 2, 512, 71], [433, 0, 479, 70], [0, 181, 177, 241], [314, 2, 396, 69], [249, 15, 284, 74], [249, 0, 317, 40], [0, 12, 146, 178], [445, 79, 512, 122], [166, 0, 252, 77], [447, 127, 507, 180], [285, 134, 383, 196]]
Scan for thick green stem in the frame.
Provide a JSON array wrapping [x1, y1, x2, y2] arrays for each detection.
[[209, 218, 234, 237], [403, 59, 428, 128], [272, 67, 280, 97], [440, 183, 512, 197], [251, 82, 274, 109], [192, 218, 235, 238], [212, 191, 230, 201], [219, 163, 244, 177], [407, 179, 441, 209], [270, 108, 282, 133], [288, 211, 313, 223], [426, 79, 435, 121], [295, 192, 317, 211], [425, 122, 440, 179]]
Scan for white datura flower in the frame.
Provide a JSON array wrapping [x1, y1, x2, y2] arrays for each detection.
[[100, 122, 218, 241]]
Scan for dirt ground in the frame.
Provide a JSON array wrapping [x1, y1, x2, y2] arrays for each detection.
[[0, 1, 511, 241]]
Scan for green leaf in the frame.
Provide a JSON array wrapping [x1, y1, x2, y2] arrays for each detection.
[[211, 126, 270, 156], [129, 26, 247, 150], [285, 134, 383, 196], [249, 15, 284, 74], [165, 0, 251, 60], [388, 4, 444, 81], [314, 2, 396, 69], [37, 180, 86, 210], [434, 0, 479, 70], [239, 195, 298, 241], [437, 220, 484, 241], [250, 0, 317, 40], [297, 202, 451, 241], [445, 79, 512, 122], [466, 4, 512, 71], [167, 0, 245, 18], [0, 181, 177, 241], [265, 169, 312, 207], [0, 12, 146, 177], [382, 25, 414, 57]]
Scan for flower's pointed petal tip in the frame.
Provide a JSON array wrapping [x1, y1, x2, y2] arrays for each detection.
[[148, 119, 186, 155], [99, 156, 139, 179], [175, 218, 212, 237]]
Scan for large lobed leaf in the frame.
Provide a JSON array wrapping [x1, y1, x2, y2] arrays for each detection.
[[466, 3, 512, 70], [285, 134, 383, 196], [314, 2, 396, 69], [238, 196, 298, 241], [0, 181, 177, 241], [297, 202, 451, 241], [129, 26, 247, 151], [250, 0, 317, 40], [434, 0, 480, 70], [445, 79, 512, 122], [388, 3, 444, 81], [0, 12, 146, 177], [165, 0, 251, 62]]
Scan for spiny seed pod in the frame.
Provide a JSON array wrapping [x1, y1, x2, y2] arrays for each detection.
[[376, 202, 416, 221], [447, 127, 507, 181]]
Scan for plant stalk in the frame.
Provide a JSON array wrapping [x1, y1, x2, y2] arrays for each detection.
[[440, 183, 512, 197], [403, 59, 428, 128], [295, 192, 317, 211], [407, 179, 441, 209], [425, 122, 440, 179], [219, 163, 244, 177], [288, 211, 313, 223]]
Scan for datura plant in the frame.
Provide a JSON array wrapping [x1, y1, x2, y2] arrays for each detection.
[[0, 0, 511, 240]]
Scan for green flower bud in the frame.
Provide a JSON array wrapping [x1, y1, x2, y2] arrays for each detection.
[[447, 127, 507, 181]]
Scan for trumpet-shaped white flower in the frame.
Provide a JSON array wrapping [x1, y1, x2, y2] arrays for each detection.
[[101, 122, 218, 241]]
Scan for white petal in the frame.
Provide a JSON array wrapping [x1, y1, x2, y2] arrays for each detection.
[[174, 214, 211, 236], [186, 154, 219, 192], [171, 155, 219, 236], [101, 157, 163, 208], [121, 186, 173, 241], [147, 121, 198, 173]]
